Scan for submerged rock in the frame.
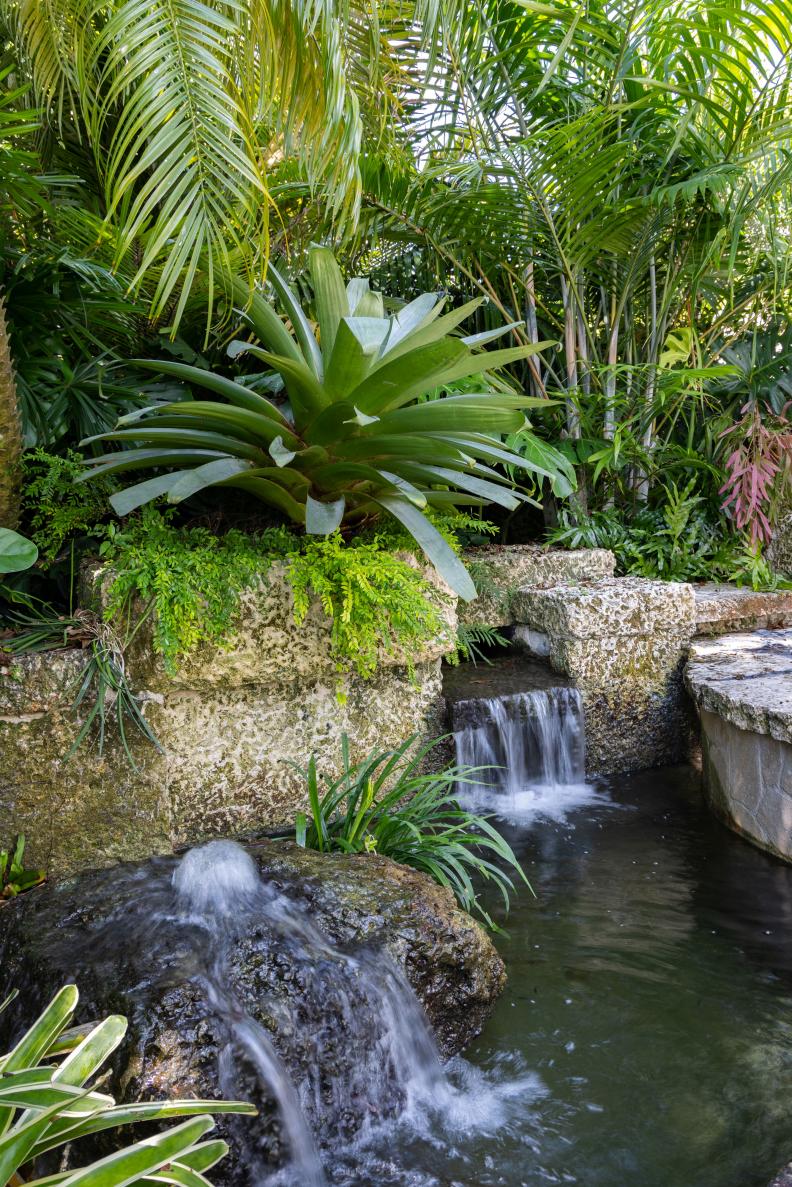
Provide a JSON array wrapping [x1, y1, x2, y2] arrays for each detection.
[[0, 840, 505, 1183]]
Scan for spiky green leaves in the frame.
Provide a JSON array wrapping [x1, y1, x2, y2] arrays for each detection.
[[0, 984, 254, 1187], [83, 250, 566, 599]]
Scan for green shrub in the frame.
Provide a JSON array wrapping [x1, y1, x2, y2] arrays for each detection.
[[0, 983, 254, 1187], [22, 449, 111, 562], [290, 734, 530, 931], [99, 509, 295, 674], [80, 247, 565, 599], [547, 479, 790, 589], [100, 509, 456, 681]]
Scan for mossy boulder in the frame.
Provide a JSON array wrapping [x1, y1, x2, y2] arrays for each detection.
[[0, 840, 506, 1183]]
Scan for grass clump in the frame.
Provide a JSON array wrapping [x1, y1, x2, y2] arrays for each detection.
[[290, 734, 530, 931]]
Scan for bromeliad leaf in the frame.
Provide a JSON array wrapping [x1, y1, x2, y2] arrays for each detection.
[[83, 251, 562, 600]]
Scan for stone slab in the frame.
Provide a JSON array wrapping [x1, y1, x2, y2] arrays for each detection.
[[701, 708, 792, 862], [459, 545, 615, 626], [693, 583, 792, 636], [511, 577, 697, 640], [686, 630, 792, 745]]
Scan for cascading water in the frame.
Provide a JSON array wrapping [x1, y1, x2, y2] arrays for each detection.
[[163, 840, 535, 1186], [451, 678, 602, 822], [453, 688, 586, 790]]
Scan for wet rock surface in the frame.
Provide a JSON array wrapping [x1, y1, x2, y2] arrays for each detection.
[[0, 840, 505, 1183]]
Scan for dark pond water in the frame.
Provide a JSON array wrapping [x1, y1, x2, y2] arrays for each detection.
[[342, 764, 792, 1187]]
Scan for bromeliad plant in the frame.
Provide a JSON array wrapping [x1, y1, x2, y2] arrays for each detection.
[[0, 983, 255, 1186], [290, 734, 529, 930], [79, 247, 571, 599]]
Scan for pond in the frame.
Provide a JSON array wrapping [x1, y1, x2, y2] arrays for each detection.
[[335, 763, 792, 1187]]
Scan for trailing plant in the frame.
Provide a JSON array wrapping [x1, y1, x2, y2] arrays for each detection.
[[288, 534, 448, 680], [99, 509, 296, 674], [290, 734, 529, 930], [81, 247, 566, 599], [22, 449, 112, 563], [0, 835, 44, 899], [0, 983, 254, 1186]]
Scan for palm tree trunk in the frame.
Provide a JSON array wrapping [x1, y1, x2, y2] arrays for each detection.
[[0, 295, 22, 529]]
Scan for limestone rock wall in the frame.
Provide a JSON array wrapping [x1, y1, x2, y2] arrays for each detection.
[[509, 577, 698, 773], [1, 562, 454, 877]]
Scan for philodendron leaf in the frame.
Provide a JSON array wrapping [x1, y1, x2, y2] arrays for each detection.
[[0, 529, 38, 574]]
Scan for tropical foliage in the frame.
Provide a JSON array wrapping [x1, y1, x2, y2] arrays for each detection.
[[291, 733, 529, 929], [80, 247, 571, 597], [0, 983, 254, 1186]]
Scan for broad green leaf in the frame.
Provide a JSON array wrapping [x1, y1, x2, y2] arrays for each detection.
[[267, 262, 323, 378], [229, 275, 302, 364], [55, 1114, 215, 1186], [373, 495, 477, 602], [51, 1016, 127, 1088], [3, 986, 78, 1075], [0, 529, 38, 575], [324, 318, 387, 399], [268, 436, 297, 467], [229, 344, 328, 422], [348, 339, 470, 414], [133, 361, 291, 425], [309, 245, 349, 360], [166, 459, 253, 504]]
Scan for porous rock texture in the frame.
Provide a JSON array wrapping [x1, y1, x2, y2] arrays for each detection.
[[686, 631, 792, 861], [0, 561, 454, 877], [0, 841, 506, 1183], [769, 1164, 792, 1187], [459, 543, 615, 627], [510, 577, 698, 774]]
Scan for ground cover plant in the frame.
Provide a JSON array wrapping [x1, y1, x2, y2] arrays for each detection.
[[290, 734, 529, 931], [0, 983, 255, 1186]]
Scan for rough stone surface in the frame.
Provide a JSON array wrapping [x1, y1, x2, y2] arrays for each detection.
[[511, 576, 696, 639], [0, 649, 444, 876], [686, 631, 792, 861], [769, 1164, 792, 1187], [693, 583, 792, 636], [769, 511, 792, 576], [686, 631, 792, 744], [507, 578, 697, 774], [86, 558, 458, 693], [0, 841, 506, 1182], [459, 544, 615, 627]]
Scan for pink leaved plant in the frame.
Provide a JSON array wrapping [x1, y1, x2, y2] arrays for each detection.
[[719, 402, 792, 546]]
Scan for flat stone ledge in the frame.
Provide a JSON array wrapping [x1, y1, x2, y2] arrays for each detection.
[[510, 576, 696, 640], [459, 545, 615, 626], [694, 583, 792, 636], [686, 630, 792, 745]]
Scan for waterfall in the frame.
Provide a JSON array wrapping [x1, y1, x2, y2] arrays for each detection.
[[452, 687, 595, 822], [170, 840, 460, 1186], [453, 687, 585, 790]]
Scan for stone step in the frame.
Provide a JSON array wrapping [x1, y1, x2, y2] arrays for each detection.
[[693, 582, 792, 636]]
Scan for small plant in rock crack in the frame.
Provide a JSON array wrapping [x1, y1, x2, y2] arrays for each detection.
[[0, 835, 45, 900], [289, 734, 530, 931]]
